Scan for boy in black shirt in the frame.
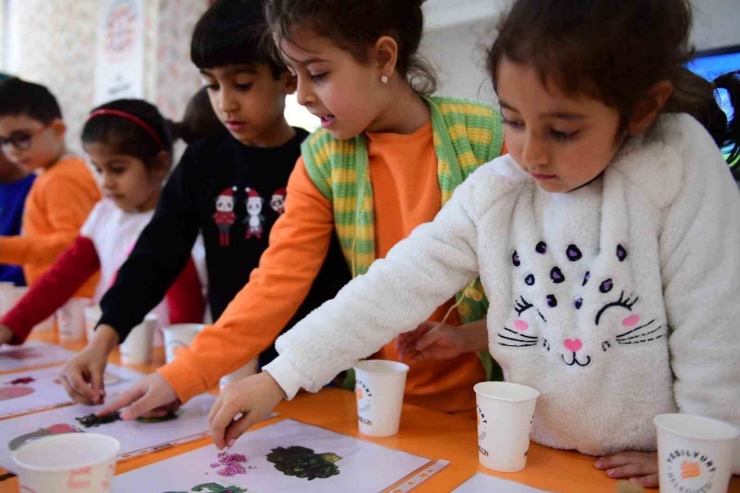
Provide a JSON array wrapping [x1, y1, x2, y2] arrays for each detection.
[[59, 0, 349, 405]]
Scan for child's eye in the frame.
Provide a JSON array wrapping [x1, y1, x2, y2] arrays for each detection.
[[235, 83, 252, 91], [502, 118, 524, 130], [310, 72, 328, 82], [550, 129, 579, 141], [204, 84, 219, 91]]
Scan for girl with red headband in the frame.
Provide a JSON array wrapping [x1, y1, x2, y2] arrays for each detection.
[[0, 99, 206, 349]]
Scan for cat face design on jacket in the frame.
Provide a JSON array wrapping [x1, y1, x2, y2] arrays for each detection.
[[497, 242, 666, 367]]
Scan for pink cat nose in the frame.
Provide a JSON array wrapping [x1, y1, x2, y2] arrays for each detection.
[[564, 339, 583, 352]]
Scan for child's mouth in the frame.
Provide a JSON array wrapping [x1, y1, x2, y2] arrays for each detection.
[[319, 115, 336, 129]]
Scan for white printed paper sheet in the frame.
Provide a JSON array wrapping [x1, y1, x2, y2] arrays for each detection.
[[0, 341, 76, 373], [0, 394, 217, 471], [453, 473, 552, 492], [114, 419, 448, 493], [0, 364, 143, 419]]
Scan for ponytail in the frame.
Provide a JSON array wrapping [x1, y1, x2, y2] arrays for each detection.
[[712, 71, 740, 167]]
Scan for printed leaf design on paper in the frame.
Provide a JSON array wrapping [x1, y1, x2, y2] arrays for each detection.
[[9, 423, 82, 450], [162, 484, 248, 493], [0, 386, 34, 401], [7, 377, 35, 385], [267, 445, 341, 481], [76, 412, 122, 428], [136, 411, 178, 423]]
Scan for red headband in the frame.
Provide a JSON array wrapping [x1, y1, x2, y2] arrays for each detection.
[[86, 109, 165, 150]]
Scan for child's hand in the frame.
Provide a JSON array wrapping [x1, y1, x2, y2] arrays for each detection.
[[58, 325, 119, 405], [209, 372, 286, 450], [0, 325, 13, 346], [96, 372, 180, 420], [594, 451, 659, 488], [59, 345, 110, 405], [395, 321, 470, 363]]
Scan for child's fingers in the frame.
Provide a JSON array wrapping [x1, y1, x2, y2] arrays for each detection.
[[119, 390, 169, 421], [208, 398, 223, 428], [210, 401, 239, 450], [605, 463, 659, 480], [65, 367, 99, 403], [97, 384, 146, 417], [595, 452, 656, 469], [59, 374, 96, 405], [89, 368, 105, 403], [415, 325, 446, 350], [224, 411, 262, 448], [629, 474, 659, 488]]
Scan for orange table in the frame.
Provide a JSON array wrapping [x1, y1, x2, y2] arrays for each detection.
[[1, 333, 739, 492]]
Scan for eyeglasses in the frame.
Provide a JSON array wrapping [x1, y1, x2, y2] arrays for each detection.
[[0, 124, 52, 152]]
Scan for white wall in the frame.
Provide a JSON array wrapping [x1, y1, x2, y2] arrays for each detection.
[[691, 0, 740, 51], [421, 0, 740, 104]]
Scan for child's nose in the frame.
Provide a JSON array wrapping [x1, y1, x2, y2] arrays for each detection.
[[563, 338, 583, 352]]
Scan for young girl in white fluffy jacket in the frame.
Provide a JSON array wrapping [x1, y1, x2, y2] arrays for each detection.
[[209, 0, 740, 487]]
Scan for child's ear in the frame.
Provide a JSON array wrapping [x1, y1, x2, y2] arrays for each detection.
[[374, 36, 399, 82], [51, 119, 67, 140], [281, 71, 297, 96], [151, 151, 171, 180], [627, 80, 674, 135]]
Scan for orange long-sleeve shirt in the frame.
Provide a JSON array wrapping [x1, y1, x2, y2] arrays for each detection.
[[160, 123, 495, 414], [0, 155, 100, 297]]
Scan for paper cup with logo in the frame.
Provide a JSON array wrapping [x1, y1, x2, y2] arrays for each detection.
[[654, 414, 739, 493], [84, 305, 103, 342], [12, 433, 120, 492], [0, 286, 28, 317], [474, 381, 540, 472], [119, 314, 158, 365], [353, 360, 409, 437], [57, 298, 91, 344], [163, 323, 205, 363], [220, 358, 259, 390]]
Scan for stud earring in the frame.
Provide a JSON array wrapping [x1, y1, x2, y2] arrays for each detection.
[[381, 75, 389, 84]]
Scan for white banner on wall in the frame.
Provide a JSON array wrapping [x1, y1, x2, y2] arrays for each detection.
[[94, 0, 145, 104]]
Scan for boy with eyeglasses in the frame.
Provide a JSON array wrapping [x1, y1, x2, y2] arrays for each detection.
[[0, 78, 100, 338]]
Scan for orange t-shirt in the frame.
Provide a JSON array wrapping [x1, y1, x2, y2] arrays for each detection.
[[0, 155, 100, 297], [160, 124, 495, 415]]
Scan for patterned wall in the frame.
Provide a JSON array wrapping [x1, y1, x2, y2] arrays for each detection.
[[5, 0, 208, 152]]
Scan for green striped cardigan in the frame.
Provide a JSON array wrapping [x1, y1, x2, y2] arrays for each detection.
[[302, 96, 505, 381]]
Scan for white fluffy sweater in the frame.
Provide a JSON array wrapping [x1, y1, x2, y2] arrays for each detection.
[[264, 114, 740, 466]]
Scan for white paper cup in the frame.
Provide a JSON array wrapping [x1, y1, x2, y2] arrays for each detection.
[[57, 298, 91, 344], [84, 305, 103, 342], [12, 433, 120, 493], [32, 315, 56, 333], [220, 358, 259, 390], [654, 414, 739, 493], [353, 360, 409, 437], [0, 286, 28, 317], [119, 314, 158, 365], [163, 323, 205, 363], [474, 381, 540, 472]]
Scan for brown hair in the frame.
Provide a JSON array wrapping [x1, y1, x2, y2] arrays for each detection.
[[487, 0, 740, 165], [264, 0, 437, 95]]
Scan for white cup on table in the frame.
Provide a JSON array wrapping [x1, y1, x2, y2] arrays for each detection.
[[56, 298, 91, 344], [12, 433, 120, 493], [84, 304, 103, 342], [654, 413, 739, 493], [163, 323, 205, 363], [220, 358, 259, 390], [353, 360, 409, 437], [119, 314, 158, 365], [0, 286, 28, 317], [474, 381, 540, 473]]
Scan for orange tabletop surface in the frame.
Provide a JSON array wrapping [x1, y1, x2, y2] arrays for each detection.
[[1, 332, 738, 492]]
